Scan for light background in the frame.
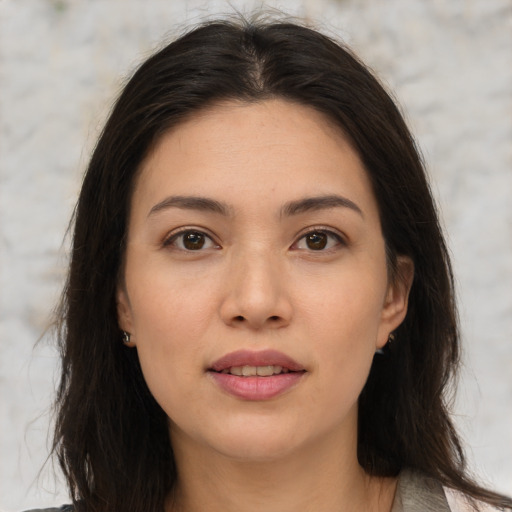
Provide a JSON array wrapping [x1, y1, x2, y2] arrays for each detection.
[[0, 0, 511, 510]]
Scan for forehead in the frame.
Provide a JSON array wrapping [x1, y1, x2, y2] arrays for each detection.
[[132, 99, 378, 220]]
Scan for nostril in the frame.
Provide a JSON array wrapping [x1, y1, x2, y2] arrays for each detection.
[[235, 315, 245, 322], [269, 316, 280, 321]]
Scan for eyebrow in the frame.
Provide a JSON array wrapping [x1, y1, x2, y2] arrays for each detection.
[[148, 195, 232, 217], [281, 194, 363, 218], [147, 194, 363, 218]]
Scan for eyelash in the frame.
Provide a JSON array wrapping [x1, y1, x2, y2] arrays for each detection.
[[162, 227, 346, 252]]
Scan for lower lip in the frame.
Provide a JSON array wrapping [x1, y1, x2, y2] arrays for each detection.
[[209, 372, 305, 400]]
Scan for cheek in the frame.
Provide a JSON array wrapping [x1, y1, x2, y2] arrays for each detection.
[[133, 300, 209, 424], [130, 288, 213, 371], [297, 259, 387, 341], [297, 262, 386, 393], [124, 265, 219, 404], [126, 254, 218, 337]]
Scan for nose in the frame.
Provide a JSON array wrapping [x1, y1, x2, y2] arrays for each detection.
[[219, 249, 293, 330]]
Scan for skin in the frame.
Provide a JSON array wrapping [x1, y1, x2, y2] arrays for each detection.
[[117, 99, 414, 512]]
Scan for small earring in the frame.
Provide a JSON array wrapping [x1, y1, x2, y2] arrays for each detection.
[[122, 331, 131, 345], [376, 332, 395, 355]]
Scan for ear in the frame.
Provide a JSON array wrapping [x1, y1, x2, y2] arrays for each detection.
[[117, 285, 136, 347], [377, 255, 414, 349]]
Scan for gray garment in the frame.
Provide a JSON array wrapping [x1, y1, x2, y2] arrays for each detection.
[[23, 470, 452, 512], [392, 469, 451, 512], [22, 507, 72, 512]]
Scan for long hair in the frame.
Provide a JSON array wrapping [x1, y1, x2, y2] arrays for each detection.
[[52, 16, 512, 511]]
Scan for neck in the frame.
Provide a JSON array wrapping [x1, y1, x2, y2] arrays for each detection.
[[166, 421, 397, 512]]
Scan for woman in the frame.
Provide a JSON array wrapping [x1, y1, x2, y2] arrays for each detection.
[[28, 16, 512, 512]]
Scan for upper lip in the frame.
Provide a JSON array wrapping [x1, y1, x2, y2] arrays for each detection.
[[209, 349, 305, 372]]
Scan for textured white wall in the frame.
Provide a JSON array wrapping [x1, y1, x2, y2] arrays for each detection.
[[0, 0, 511, 510]]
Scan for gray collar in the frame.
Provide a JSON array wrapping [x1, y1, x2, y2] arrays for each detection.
[[391, 469, 451, 512]]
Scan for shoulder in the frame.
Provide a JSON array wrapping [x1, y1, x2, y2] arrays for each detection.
[[394, 469, 510, 512], [445, 488, 512, 512], [22, 507, 73, 512]]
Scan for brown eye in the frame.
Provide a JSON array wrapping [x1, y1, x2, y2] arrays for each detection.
[[183, 231, 206, 250], [306, 232, 328, 250], [165, 230, 217, 251], [294, 230, 344, 251]]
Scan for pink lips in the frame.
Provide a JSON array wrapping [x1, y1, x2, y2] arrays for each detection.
[[208, 349, 306, 401]]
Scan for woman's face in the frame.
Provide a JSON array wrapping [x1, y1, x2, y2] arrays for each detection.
[[118, 99, 412, 462]]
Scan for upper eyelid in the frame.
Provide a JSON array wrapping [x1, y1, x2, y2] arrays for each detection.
[[294, 226, 347, 242]]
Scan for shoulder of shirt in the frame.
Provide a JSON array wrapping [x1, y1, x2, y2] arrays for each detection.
[[21, 506, 73, 512], [444, 487, 512, 512], [18, 485, 511, 512], [395, 469, 511, 512]]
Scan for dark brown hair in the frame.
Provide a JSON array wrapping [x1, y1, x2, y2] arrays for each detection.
[[52, 15, 512, 512]]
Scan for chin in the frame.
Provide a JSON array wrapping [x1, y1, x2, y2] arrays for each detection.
[[206, 420, 307, 462], [215, 436, 300, 463]]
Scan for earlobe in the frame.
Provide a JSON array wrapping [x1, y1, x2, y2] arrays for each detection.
[[377, 255, 414, 348], [116, 286, 135, 345]]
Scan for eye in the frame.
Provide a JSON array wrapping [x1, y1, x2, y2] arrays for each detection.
[[164, 229, 218, 251], [293, 229, 344, 251]]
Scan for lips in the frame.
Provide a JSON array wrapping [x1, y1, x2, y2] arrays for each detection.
[[209, 349, 305, 373], [208, 349, 306, 400]]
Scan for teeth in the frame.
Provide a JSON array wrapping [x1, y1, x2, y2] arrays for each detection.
[[257, 365, 281, 376], [222, 365, 287, 376]]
